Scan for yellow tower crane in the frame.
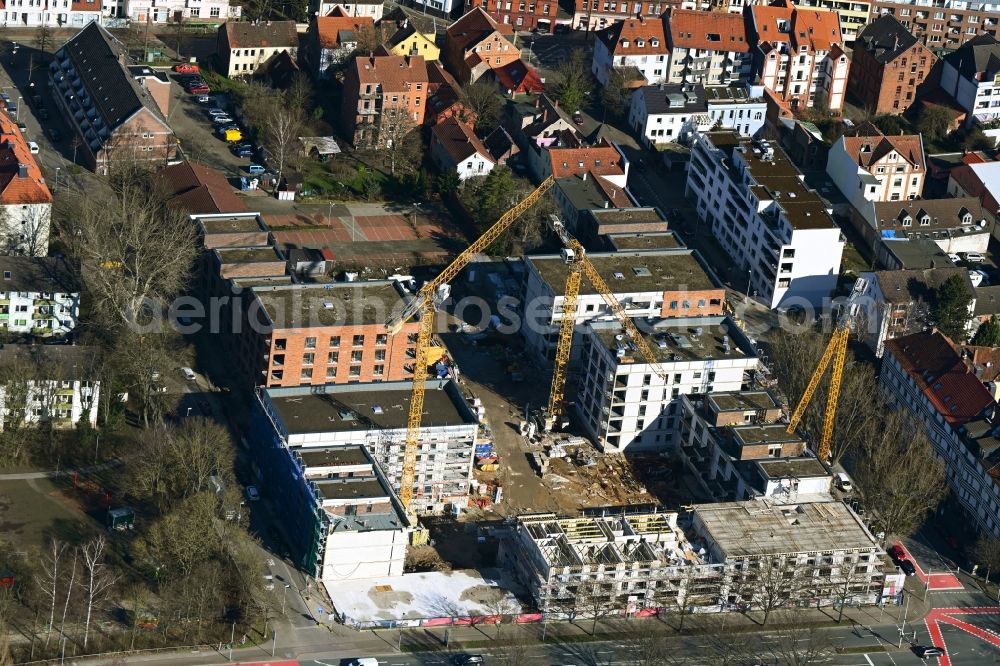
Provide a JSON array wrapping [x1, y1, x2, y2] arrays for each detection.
[[784, 321, 850, 461], [384, 176, 555, 509]]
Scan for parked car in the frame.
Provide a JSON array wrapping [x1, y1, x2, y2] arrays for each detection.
[[212, 115, 234, 125], [16, 122, 26, 133], [180, 366, 197, 381], [248, 163, 266, 175], [174, 63, 200, 73], [27, 141, 38, 154], [963, 252, 986, 263], [207, 107, 227, 116], [899, 559, 916, 576], [196, 94, 211, 104], [189, 85, 210, 95], [245, 485, 260, 501], [233, 145, 253, 157], [887, 543, 906, 563], [573, 111, 584, 125], [454, 656, 485, 665]]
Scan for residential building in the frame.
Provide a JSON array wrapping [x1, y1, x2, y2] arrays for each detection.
[[577, 207, 668, 247], [869, 0, 1000, 52], [192, 212, 271, 251], [748, 2, 850, 111], [826, 122, 926, 213], [881, 330, 1000, 538], [313, 0, 384, 20], [126, 0, 239, 23], [254, 379, 479, 514], [665, 9, 752, 86], [572, 0, 677, 31], [239, 280, 421, 388], [216, 20, 298, 78], [0, 345, 100, 430], [0, 111, 52, 256], [465, 0, 559, 31], [246, 443, 409, 578], [675, 391, 833, 502], [704, 84, 767, 136], [541, 138, 629, 188], [521, 248, 726, 362], [430, 117, 496, 180], [687, 132, 844, 308], [486, 59, 545, 97], [307, 8, 375, 79], [629, 83, 766, 149], [605, 230, 683, 251], [1, 0, 103, 29], [592, 15, 670, 87], [444, 7, 519, 84], [505, 93, 578, 152], [948, 159, 1000, 218], [576, 316, 759, 452], [128, 65, 172, 118], [878, 238, 955, 271], [847, 15, 936, 115], [0, 257, 80, 338], [551, 172, 636, 229], [340, 54, 429, 148], [858, 197, 992, 261], [849, 267, 974, 357], [794, 0, 871, 44], [940, 34, 1000, 128], [381, 20, 440, 61], [49, 22, 176, 174], [161, 161, 248, 214]]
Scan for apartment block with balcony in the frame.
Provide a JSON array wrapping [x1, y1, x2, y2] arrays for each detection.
[[49, 22, 176, 174], [940, 34, 1000, 128], [0, 256, 80, 338], [575, 316, 759, 453], [0, 345, 100, 430], [127, 0, 239, 23], [254, 379, 479, 515], [340, 54, 429, 148], [0, 112, 52, 256], [686, 131, 844, 309], [870, 0, 1000, 52], [665, 9, 752, 86], [521, 248, 726, 363], [794, 0, 871, 44], [592, 14, 669, 86]]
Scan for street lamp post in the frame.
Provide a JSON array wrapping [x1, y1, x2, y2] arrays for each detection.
[[745, 267, 753, 299], [16, 96, 22, 121], [281, 583, 291, 615]]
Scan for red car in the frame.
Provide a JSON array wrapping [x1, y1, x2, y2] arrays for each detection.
[[174, 63, 200, 73], [189, 85, 210, 94], [888, 544, 906, 562]]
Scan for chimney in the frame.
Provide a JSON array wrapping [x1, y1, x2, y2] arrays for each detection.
[[582, 171, 588, 180], [17, 163, 27, 179]]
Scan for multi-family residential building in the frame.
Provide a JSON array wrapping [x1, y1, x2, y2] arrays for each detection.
[[1, 0, 102, 29], [486, 59, 545, 97], [238, 280, 421, 388], [128, 65, 172, 118], [794, 0, 871, 44], [254, 379, 479, 514], [675, 391, 833, 502], [857, 196, 992, 261], [665, 9, 752, 86], [848, 15, 936, 115], [305, 8, 374, 79], [551, 171, 635, 229], [381, 20, 440, 61], [687, 131, 844, 308], [521, 248, 726, 362], [948, 158, 1000, 215], [849, 267, 974, 357], [576, 315, 759, 452], [465, 0, 559, 31], [881, 330, 1000, 538], [216, 20, 298, 78], [0, 112, 52, 256], [0, 257, 80, 338], [540, 138, 629, 188], [629, 83, 766, 148], [869, 0, 1000, 52], [0, 345, 99, 430], [748, 2, 850, 111], [572, 0, 676, 31], [827, 122, 926, 214], [444, 7, 519, 84], [313, 0, 384, 20], [592, 15, 669, 86], [340, 54, 429, 148], [246, 443, 410, 579], [430, 117, 496, 180], [126, 0, 239, 23], [940, 34, 1000, 128], [49, 22, 176, 174]]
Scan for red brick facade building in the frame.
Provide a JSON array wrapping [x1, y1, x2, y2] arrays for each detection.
[[444, 7, 520, 83], [871, 0, 999, 52], [340, 54, 429, 147], [465, 0, 558, 31], [848, 14, 937, 114], [573, 0, 679, 31]]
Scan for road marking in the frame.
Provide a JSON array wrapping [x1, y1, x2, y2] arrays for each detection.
[[863, 654, 874, 666]]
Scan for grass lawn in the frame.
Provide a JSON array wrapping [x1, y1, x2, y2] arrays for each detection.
[[0, 477, 94, 553]]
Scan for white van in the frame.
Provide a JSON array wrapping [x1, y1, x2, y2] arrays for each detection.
[[346, 659, 379, 666], [835, 472, 853, 492]]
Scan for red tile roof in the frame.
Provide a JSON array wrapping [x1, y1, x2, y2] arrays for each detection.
[[0, 111, 51, 206], [596, 15, 669, 56], [447, 6, 514, 53], [885, 329, 995, 426], [492, 59, 545, 94], [668, 9, 749, 53], [549, 141, 625, 179], [432, 117, 494, 165], [951, 163, 1000, 214], [752, 2, 842, 52], [351, 54, 428, 91], [841, 122, 925, 170], [315, 9, 374, 49], [161, 161, 247, 214]]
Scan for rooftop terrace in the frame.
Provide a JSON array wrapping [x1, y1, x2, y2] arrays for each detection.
[[589, 317, 753, 364], [530, 249, 719, 296], [606, 232, 682, 251], [298, 446, 371, 468], [708, 391, 780, 413]]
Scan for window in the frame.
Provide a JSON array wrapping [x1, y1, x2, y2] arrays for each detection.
[[375, 349, 386, 361], [304, 336, 317, 349], [375, 334, 387, 345], [209, 6, 219, 16], [373, 364, 385, 376], [349, 366, 362, 377], [326, 367, 337, 379], [302, 353, 315, 365], [328, 351, 339, 364], [329, 335, 341, 346], [301, 368, 313, 379], [353, 334, 365, 346], [351, 350, 363, 362]]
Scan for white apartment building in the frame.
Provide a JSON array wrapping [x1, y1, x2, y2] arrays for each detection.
[[126, 0, 240, 22], [686, 131, 844, 309], [575, 316, 759, 453], [0, 345, 100, 430], [881, 330, 1000, 539], [749, 3, 850, 111], [591, 15, 669, 86], [217, 20, 299, 78], [1, 0, 102, 28], [827, 122, 926, 214], [313, 0, 384, 19], [521, 249, 727, 363], [629, 83, 767, 148], [255, 380, 479, 515], [705, 85, 767, 137], [665, 9, 753, 86], [940, 34, 1000, 128], [0, 257, 80, 337]]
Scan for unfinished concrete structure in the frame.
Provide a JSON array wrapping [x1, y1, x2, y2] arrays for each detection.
[[253, 379, 479, 514]]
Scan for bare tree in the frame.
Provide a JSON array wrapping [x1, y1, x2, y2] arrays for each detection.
[[480, 589, 520, 638], [851, 409, 948, 543], [0, 619, 12, 666], [493, 631, 533, 666], [58, 548, 78, 643], [80, 536, 119, 649], [35, 538, 66, 647], [827, 560, 877, 623], [113, 331, 191, 428], [974, 535, 1000, 582], [0, 356, 40, 464], [0, 204, 50, 257], [767, 626, 835, 666], [729, 557, 809, 625], [133, 418, 235, 507], [261, 100, 303, 188], [458, 78, 505, 130], [378, 106, 418, 177], [69, 135, 82, 165]]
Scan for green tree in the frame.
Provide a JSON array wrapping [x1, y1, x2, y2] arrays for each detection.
[[872, 114, 909, 136], [917, 105, 954, 143], [972, 316, 1000, 347], [458, 78, 505, 132], [600, 68, 638, 121], [932, 274, 973, 342], [551, 48, 592, 114], [963, 128, 996, 152]]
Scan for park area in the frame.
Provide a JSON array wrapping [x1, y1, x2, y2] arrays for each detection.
[[0, 476, 98, 557]]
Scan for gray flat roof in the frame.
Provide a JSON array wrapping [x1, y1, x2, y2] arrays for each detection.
[[271, 380, 474, 435], [315, 477, 388, 501], [555, 175, 622, 212], [606, 232, 682, 251], [216, 246, 282, 263], [694, 500, 876, 558], [881, 239, 956, 270], [529, 249, 719, 295], [709, 391, 780, 413], [756, 458, 829, 479], [298, 446, 371, 468], [0, 344, 98, 379], [200, 215, 266, 234], [589, 317, 752, 364], [732, 424, 802, 447], [253, 281, 407, 327], [589, 208, 666, 224]]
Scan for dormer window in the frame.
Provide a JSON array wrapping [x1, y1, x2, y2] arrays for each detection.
[[651, 39, 659, 47], [636, 39, 645, 47], [621, 39, 630, 47], [902, 216, 912, 227], [961, 210, 973, 224], [920, 215, 930, 226]]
